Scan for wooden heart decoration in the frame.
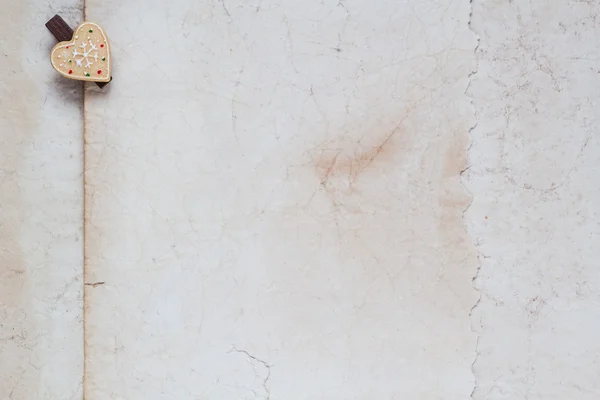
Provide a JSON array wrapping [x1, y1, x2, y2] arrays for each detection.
[[50, 22, 110, 82]]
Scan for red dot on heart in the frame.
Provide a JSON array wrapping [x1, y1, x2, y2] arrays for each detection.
[[66, 46, 69, 49], [100, 44, 104, 48], [68, 70, 73, 74], [97, 70, 102, 74]]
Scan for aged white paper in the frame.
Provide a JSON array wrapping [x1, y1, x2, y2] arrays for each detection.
[[4, 0, 600, 398], [82, 0, 479, 398], [0, 3, 84, 399], [468, 1, 600, 399]]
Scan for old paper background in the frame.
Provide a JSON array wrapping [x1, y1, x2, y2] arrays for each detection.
[[3, 0, 599, 399], [468, 1, 600, 399], [83, 0, 477, 398], [0, 2, 84, 399]]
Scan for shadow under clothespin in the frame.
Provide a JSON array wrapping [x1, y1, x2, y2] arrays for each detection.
[[46, 14, 112, 88]]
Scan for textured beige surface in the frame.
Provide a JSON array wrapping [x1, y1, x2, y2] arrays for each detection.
[[83, 0, 477, 398], [0, 2, 84, 399], [3, 1, 598, 399], [468, 1, 600, 398]]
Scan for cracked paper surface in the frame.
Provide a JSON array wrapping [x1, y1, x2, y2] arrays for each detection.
[[84, 0, 477, 398], [468, 1, 600, 398], [0, 2, 84, 399]]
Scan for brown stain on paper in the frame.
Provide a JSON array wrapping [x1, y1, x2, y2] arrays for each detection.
[[315, 129, 399, 188], [311, 120, 413, 205], [261, 102, 478, 384]]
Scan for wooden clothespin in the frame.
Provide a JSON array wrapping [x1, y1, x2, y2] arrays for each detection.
[[46, 15, 112, 88]]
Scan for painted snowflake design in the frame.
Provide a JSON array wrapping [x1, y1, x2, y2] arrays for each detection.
[[71, 40, 99, 68]]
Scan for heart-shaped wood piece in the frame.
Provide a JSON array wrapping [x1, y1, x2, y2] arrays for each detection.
[[50, 22, 110, 82]]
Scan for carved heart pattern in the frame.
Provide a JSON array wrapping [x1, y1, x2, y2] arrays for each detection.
[[50, 22, 111, 82]]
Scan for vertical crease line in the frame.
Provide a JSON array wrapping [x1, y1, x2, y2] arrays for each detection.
[[82, 1, 88, 399]]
